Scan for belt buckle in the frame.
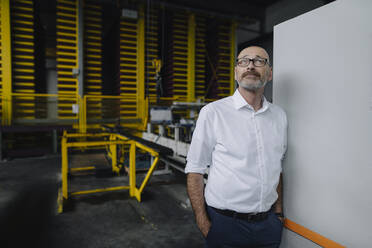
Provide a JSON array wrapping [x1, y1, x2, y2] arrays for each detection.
[[248, 212, 264, 222]]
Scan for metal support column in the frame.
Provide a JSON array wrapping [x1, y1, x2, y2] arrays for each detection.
[[129, 141, 136, 197], [1, 0, 12, 125], [230, 21, 237, 95], [137, 6, 145, 127], [56, 0, 79, 120], [78, 95, 86, 133], [77, 0, 84, 98], [77, 0, 85, 133], [110, 134, 118, 174], [61, 132, 68, 199], [187, 13, 195, 102]]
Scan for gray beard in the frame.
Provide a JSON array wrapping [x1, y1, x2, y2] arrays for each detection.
[[237, 79, 267, 91]]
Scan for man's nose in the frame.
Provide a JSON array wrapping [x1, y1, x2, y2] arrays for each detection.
[[246, 61, 255, 70]]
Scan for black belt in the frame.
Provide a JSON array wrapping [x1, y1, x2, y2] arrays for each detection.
[[210, 206, 270, 222]]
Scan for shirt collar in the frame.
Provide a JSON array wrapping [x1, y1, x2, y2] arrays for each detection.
[[232, 89, 270, 112]]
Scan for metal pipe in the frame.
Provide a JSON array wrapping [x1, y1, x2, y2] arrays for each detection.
[[71, 186, 131, 196], [138, 156, 159, 193]]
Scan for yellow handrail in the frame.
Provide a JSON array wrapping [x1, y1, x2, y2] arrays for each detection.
[[59, 132, 160, 212]]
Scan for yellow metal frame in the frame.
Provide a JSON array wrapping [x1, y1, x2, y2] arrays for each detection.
[[1, 0, 13, 125], [137, 5, 146, 128], [1, 2, 227, 127], [230, 21, 237, 95], [0, 92, 148, 132], [8, 92, 78, 123], [10, 0, 36, 120], [56, 0, 79, 118], [187, 13, 196, 102], [59, 131, 160, 213], [79, 95, 86, 132]]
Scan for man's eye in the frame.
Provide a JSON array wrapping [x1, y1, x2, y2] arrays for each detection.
[[240, 59, 249, 64]]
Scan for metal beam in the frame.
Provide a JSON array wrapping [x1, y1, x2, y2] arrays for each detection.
[[187, 13, 195, 102], [137, 5, 145, 128], [61, 134, 68, 199], [1, 0, 13, 125], [230, 21, 237, 95], [78, 0, 84, 97]]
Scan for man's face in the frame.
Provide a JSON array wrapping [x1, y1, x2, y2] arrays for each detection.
[[234, 46, 272, 91]]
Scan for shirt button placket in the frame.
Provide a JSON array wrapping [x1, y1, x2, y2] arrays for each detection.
[[253, 114, 264, 211]]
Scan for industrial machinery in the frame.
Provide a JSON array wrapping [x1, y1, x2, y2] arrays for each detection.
[[0, 0, 241, 213], [0, 0, 238, 160], [141, 101, 206, 173]]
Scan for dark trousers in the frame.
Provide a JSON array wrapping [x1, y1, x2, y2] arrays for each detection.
[[205, 206, 283, 248]]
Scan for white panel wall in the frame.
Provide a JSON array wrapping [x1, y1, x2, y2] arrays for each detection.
[[265, 0, 324, 33], [273, 0, 372, 247]]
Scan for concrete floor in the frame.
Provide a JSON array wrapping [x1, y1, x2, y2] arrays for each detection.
[[0, 156, 204, 248]]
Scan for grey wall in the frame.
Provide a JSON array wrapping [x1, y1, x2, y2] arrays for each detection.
[[274, 0, 372, 247], [265, 0, 325, 33], [237, 0, 330, 103], [265, 0, 326, 66]]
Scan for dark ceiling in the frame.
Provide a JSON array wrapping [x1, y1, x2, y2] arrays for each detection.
[[39, 0, 281, 23], [140, 0, 281, 22]]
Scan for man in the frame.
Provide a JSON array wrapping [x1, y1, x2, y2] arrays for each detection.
[[185, 46, 287, 248]]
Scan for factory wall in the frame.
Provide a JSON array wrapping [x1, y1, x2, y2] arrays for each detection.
[[273, 0, 372, 247]]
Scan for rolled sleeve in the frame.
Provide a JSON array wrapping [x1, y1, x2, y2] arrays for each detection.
[[184, 161, 207, 174], [185, 105, 216, 174]]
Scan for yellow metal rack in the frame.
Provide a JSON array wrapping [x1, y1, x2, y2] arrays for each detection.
[[0, 1, 237, 128], [0, 0, 13, 125], [216, 21, 234, 99], [83, 0, 103, 119], [171, 11, 188, 100], [10, 0, 36, 119], [119, 12, 138, 117], [56, 0, 79, 119], [58, 131, 160, 213], [145, 6, 159, 105], [195, 15, 206, 100]]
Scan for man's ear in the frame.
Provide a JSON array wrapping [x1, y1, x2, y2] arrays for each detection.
[[268, 67, 273, 81]]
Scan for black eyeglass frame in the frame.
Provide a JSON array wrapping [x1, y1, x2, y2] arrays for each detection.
[[235, 57, 270, 67]]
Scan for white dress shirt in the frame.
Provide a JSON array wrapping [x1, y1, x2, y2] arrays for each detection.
[[185, 89, 287, 213]]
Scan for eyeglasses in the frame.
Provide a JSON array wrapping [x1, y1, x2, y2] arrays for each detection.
[[236, 57, 269, 67]]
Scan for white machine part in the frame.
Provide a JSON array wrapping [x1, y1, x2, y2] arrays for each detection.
[[150, 108, 172, 124]]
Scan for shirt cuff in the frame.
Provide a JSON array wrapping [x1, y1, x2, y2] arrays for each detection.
[[184, 161, 207, 174]]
